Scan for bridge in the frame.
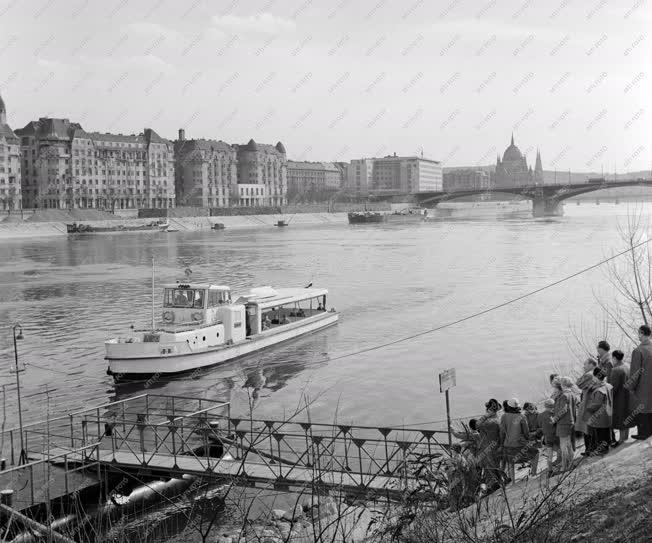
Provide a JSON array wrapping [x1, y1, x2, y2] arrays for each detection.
[[370, 179, 652, 217], [1, 394, 451, 513]]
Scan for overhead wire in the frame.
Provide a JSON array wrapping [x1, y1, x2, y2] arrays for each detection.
[[5, 235, 650, 392], [325, 234, 650, 363]]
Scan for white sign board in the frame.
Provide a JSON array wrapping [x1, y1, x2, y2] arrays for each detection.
[[439, 368, 456, 393]]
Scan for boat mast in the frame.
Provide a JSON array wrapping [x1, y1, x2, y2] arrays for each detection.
[[151, 256, 155, 330]]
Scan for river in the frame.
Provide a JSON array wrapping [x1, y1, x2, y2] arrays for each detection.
[[0, 202, 645, 431]]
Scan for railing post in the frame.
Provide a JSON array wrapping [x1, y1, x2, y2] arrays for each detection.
[[81, 420, 88, 447], [29, 464, 34, 505], [9, 431, 14, 465], [69, 415, 74, 449], [96, 408, 101, 442], [64, 455, 69, 495], [137, 414, 147, 465], [121, 402, 126, 433]]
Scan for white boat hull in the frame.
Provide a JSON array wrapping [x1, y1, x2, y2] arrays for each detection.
[[107, 312, 338, 377]]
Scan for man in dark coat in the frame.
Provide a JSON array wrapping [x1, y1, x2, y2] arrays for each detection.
[[609, 350, 631, 445], [628, 324, 652, 440], [597, 340, 613, 381]]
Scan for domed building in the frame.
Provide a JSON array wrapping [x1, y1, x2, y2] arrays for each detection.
[[493, 134, 543, 189]]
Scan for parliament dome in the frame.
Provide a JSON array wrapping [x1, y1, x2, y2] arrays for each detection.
[[502, 134, 523, 162]]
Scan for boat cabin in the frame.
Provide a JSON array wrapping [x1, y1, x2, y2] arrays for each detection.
[[240, 287, 329, 336], [159, 284, 329, 342]]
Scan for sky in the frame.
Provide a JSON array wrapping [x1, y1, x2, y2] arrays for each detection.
[[0, 0, 650, 172]]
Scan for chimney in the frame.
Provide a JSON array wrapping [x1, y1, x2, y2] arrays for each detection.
[[178, 128, 185, 141]]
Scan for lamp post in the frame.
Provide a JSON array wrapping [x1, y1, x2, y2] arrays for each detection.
[[12, 324, 26, 465]]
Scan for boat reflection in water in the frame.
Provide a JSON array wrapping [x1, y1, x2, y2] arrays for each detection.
[[109, 333, 333, 407]]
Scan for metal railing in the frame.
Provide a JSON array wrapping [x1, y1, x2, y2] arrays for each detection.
[[1, 394, 449, 498]]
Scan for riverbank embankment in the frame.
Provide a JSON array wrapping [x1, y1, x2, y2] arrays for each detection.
[[0, 212, 351, 240]]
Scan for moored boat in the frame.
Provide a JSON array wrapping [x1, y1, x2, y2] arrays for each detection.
[[347, 211, 386, 224], [66, 220, 168, 234], [105, 283, 338, 378], [212, 222, 226, 230], [275, 220, 288, 227], [386, 209, 427, 222]]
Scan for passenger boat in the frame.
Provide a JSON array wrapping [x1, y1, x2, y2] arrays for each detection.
[[347, 211, 386, 224], [105, 283, 338, 378], [66, 220, 169, 234]]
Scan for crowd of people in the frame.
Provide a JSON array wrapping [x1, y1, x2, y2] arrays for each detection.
[[452, 324, 652, 490]]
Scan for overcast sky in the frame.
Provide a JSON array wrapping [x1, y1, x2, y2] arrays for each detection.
[[1, 0, 650, 172]]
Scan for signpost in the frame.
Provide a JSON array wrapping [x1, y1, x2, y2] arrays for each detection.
[[438, 368, 456, 448]]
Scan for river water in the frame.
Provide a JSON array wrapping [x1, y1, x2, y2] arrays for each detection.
[[0, 202, 646, 431]]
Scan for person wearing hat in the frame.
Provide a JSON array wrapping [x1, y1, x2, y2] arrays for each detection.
[[551, 377, 577, 471], [539, 398, 559, 473], [476, 399, 502, 482], [499, 398, 531, 481], [597, 340, 613, 380], [628, 324, 652, 440], [608, 349, 631, 446], [576, 359, 598, 454], [586, 367, 613, 455]]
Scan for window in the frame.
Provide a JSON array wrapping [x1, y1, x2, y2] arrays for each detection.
[[163, 288, 205, 308]]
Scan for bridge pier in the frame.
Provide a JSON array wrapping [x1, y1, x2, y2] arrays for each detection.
[[532, 197, 563, 218]]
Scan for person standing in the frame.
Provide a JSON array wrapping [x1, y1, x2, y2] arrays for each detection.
[[476, 399, 503, 489], [597, 341, 613, 380], [609, 350, 631, 446], [628, 324, 652, 440], [499, 398, 530, 481], [551, 378, 576, 471], [539, 398, 559, 473], [585, 368, 613, 455], [576, 358, 598, 453]]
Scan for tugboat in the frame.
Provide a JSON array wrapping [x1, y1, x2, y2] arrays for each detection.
[[105, 282, 338, 378]]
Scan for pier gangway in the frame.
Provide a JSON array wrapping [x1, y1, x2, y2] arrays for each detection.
[[4, 394, 451, 504]]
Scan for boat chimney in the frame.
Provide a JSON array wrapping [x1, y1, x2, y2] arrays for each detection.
[[178, 128, 185, 141]]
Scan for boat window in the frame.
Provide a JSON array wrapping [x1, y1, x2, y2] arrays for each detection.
[[193, 290, 205, 309], [208, 289, 230, 307], [164, 288, 200, 308]]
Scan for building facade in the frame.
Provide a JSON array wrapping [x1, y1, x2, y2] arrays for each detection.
[[174, 130, 236, 207], [287, 161, 341, 201], [492, 134, 543, 189], [442, 168, 492, 192], [345, 158, 374, 193], [0, 92, 22, 210], [344, 154, 443, 193], [16, 118, 175, 210], [234, 139, 287, 206], [174, 134, 288, 208]]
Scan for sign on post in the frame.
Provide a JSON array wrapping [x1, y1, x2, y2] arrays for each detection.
[[439, 368, 456, 393], [438, 368, 457, 448]]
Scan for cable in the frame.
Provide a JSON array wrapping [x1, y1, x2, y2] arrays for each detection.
[[325, 236, 651, 363], [8, 234, 650, 390]]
